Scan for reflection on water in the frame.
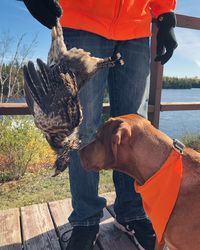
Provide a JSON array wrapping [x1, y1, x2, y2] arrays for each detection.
[[160, 89, 200, 139]]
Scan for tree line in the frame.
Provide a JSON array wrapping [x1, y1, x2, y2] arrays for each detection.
[[163, 76, 200, 89]]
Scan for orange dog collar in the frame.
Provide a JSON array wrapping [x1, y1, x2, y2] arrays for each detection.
[[135, 149, 183, 243]]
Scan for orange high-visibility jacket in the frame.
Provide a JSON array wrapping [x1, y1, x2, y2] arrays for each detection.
[[60, 0, 176, 40]]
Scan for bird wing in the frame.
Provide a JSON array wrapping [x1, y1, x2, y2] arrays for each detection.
[[24, 59, 55, 114], [23, 58, 82, 134]]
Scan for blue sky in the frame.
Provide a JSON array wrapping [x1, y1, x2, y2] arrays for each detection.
[[0, 0, 200, 77]]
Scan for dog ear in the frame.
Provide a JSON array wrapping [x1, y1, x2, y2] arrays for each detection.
[[111, 122, 132, 160]]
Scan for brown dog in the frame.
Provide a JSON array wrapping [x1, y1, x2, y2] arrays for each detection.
[[79, 114, 200, 250]]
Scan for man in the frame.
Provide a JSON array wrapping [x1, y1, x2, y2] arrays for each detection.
[[23, 1, 177, 249]]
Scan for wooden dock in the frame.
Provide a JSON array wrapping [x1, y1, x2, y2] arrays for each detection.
[[0, 193, 139, 250]]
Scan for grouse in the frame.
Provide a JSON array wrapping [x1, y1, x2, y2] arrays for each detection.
[[23, 21, 124, 176]]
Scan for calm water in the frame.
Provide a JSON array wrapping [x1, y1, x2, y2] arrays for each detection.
[[160, 88, 200, 139], [5, 89, 200, 139]]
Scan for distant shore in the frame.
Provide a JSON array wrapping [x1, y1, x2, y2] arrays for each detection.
[[163, 76, 200, 89]]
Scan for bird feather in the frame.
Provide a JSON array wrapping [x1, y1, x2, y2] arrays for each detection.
[[23, 18, 124, 176]]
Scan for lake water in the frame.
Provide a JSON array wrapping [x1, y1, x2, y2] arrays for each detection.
[[160, 88, 200, 139], [4, 89, 200, 139]]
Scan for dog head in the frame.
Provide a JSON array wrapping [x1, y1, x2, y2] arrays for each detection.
[[79, 114, 146, 172]]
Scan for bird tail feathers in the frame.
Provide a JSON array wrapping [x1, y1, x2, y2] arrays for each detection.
[[23, 59, 53, 113]]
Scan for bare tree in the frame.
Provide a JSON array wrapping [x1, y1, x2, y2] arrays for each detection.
[[0, 31, 38, 103]]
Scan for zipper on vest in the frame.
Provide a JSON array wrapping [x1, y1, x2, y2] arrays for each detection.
[[109, 0, 122, 37]]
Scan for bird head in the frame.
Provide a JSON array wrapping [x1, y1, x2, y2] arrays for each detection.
[[51, 153, 69, 177]]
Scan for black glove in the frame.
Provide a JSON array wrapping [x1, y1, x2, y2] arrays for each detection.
[[155, 12, 178, 65], [23, 0, 62, 29]]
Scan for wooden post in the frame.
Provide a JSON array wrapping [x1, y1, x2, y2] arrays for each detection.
[[148, 23, 164, 128]]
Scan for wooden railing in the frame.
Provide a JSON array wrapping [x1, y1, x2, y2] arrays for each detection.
[[1, 14, 200, 128], [149, 13, 200, 127]]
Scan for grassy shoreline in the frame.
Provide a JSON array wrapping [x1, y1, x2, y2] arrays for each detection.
[[0, 116, 115, 210], [0, 168, 114, 210]]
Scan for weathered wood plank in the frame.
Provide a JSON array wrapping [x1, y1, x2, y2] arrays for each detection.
[[107, 205, 169, 250], [161, 102, 200, 111], [49, 194, 137, 249], [0, 103, 31, 115], [0, 208, 22, 250], [98, 208, 137, 250], [177, 14, 200, 30], [48, 199, 73, 250], [0, 103, 154, 116], [48, 199, 100, 250], [3, 100, 200, 116], [20, 203, 61, 250], [102, 103, 154, 114]]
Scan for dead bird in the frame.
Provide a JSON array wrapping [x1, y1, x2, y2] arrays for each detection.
[[23, 21, 124, 176]]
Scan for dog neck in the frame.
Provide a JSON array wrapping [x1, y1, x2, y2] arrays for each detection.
[[117, 126, 173, 185]]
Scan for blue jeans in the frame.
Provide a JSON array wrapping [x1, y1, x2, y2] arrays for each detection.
[[63, 28, 150, 226]]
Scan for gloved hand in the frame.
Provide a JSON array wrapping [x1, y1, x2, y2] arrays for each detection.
[[155, 12, 178, 65], [23, 0, 62, 29]]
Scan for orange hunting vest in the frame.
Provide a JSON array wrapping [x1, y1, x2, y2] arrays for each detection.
[[135, 149, 183, 243], [60, 0, 176, 40]]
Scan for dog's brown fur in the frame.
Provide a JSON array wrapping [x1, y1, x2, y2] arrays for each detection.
[[79, 114, 200, 250]]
